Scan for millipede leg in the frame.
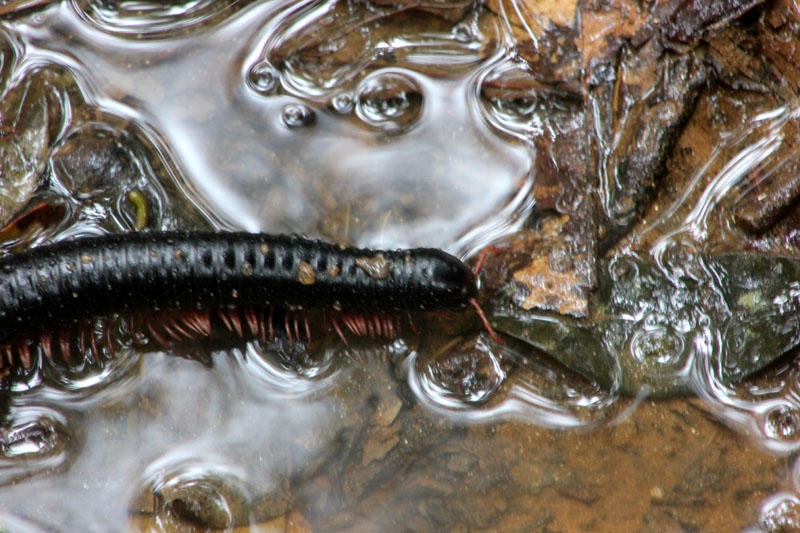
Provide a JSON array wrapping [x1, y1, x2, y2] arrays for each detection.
[[106, 322, 116, 357], [469, 298, 504, 344], [218, 308, 244, 337], [145, 317, 170, 346], [293, 313, 301, 343], [166, 313, 196, 341], [256, 308, 267, 342], [184, 310, 212, 337], [406, 312, 418, 334], [244, 308, 260, 337], [90, 324, 101, 362], [160, 315, 182, 342], [268, 308, 275, 340], [40, 334, 53, 361], [59, 328, 72, 364], [472, 245, 500, 276], [2, 345, 13, 367], [78, 325, 88, 359], [230, 310, 244, 337], [342, 315, 357, 337], [330, 314, 349, 347], [304, 314, 311, 344], [217, 309, 232, 332], [231, 309, 244, 338], [284, 313, 293, 342], [17, 343, 32, 370]]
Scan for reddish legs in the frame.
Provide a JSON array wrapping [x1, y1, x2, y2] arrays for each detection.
[[470, 245, 504, 344], [469, 298, 504, 345], [472, 245, 500, 277]]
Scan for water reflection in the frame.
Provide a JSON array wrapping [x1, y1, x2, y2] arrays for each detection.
[[239, 339, 341, 398], [353, 70, 423, 133], [134, 450, 275, 530], [0, 403, 74, 485], [1, 0, 800, 530], [410, 333, 613, 428], [616, 105, 800, 457], [17, 0, 530, 249], [644, 105, 800, 251], [1, 350, 342, 529], [69, 0, 250, 39]]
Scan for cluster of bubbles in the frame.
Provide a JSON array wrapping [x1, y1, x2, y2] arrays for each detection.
[[247, 59, 425, 135]]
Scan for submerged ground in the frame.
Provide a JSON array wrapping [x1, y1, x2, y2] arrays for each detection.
[[2, 0, 800, 530]]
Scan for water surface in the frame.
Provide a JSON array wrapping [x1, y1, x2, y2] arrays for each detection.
[[0, 1, 798, 531]]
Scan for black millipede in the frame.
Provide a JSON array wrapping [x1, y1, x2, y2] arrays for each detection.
[[0, 231, 500, 376]]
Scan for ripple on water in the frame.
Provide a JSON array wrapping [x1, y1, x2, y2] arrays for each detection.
[[69, 0, 248, 39], [331, 91, 355, 114], [39, 345, 141, 401], [410, 333, 613, 427], [763, 403, 800, 441], [414, 334, 506, 409], [280, 102, 316, 129], [237, 338, 340, 399], [354, 70, 423, 133], [130, 451, 269, 531], [247, 60, 280, 95], [759, 494, 800, 532], [0, 404, 75, 485]]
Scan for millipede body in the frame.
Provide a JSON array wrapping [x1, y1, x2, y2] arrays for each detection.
[[0, 231, 484, 374]]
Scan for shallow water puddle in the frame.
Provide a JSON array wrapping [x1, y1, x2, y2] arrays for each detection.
[[1, 1, 800, 531]]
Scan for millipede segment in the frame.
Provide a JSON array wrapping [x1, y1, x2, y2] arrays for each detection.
[[0, 231, 500, 377]]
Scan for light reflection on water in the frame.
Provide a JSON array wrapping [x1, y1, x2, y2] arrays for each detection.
[[17, 0, 530, 250], [626, 104, 800, 458], [409, 333, 613, 429], [2, 350, 342, 529], [0, 0, 799, 530]]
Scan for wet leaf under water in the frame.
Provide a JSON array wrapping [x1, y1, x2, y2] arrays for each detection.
[[492, 251, 800, 396]]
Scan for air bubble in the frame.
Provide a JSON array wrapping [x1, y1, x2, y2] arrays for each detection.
[[417, 336, 505, 407], [355, 71, 423, 132], [629, 323, 685, 366], [280, 104, 315, 129], [133, 454, 258, 531], [452, 23, 475, 43], [0, 405, 74, 485], [760, 494, 800, 531], [331, 92, 354, 114], [247, 61, 279, 95], [239, 340, 337, 399], [764, 405, 800, 440]]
